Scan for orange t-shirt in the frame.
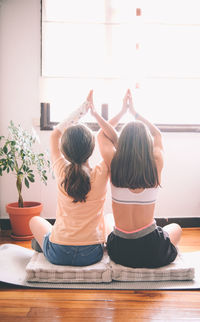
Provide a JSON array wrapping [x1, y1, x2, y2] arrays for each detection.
[[50, 157, 109, 245]]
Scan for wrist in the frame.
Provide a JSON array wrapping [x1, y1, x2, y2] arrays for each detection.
[[135, 112, 139, 119], [92, 110, 100, 120], [55, 102, 88, 134], [119, 109, 126, 118]]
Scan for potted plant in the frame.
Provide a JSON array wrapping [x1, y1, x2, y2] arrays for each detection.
[[0, 121, 51, 240]]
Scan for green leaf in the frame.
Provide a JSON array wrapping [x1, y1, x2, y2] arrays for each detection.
[[3, 146, 8, 154], [0, 158, 7, 164], [24, 177, 29, 188], [8, 160, 14, 167], [28, 176, 34, 183]]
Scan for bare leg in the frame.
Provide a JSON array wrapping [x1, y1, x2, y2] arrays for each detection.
[[104, 213, 115, 238], [163, 223, 182, 246], [29, 216, 53, 250]]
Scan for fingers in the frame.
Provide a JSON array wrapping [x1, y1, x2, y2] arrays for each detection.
[[87, 90, 93, 103], [128, 89, 133, 102], [124, 89, 129, 99], [127, 89, 132, 99], [126, 89, 133, 106]]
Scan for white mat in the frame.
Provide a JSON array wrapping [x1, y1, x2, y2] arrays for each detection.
[[0, 244, 200, 290]]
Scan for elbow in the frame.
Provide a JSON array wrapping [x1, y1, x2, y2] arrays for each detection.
[[154, 129, 162, 140], [50, 128, 62, 144]]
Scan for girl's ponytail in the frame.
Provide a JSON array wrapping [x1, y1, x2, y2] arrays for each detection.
[[62, 163, 91, 203], [61, 124, 95, 203]]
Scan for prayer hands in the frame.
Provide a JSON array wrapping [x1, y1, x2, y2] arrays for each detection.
[[123, 89, 137, 116], [86, 90, 97, 116]]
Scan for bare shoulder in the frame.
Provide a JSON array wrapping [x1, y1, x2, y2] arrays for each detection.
[[97, 131, 116, 169], [153, 146, 164, 176]]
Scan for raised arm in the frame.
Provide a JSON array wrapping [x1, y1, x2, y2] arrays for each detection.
[[128, 89, 164, 175], [50, 95, 90, 164], [96, 89, 130, 152], [87, 90, 130, 168], [108, 89, 130, 127], [87, 91, 118, 168], [87, 90, 118, 147], [128, 89, 163, 151]]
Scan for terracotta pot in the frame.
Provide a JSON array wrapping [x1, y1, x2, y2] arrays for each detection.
[[6, 201, 43, 241]]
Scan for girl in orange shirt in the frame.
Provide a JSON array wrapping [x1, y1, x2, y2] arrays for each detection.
[[29, 91, 116, 266]]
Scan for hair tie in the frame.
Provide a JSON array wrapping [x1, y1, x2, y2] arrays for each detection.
[[73, 163, 81, 173]]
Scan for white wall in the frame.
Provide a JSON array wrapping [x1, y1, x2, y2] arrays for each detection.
[[0, 0, 200, 219]]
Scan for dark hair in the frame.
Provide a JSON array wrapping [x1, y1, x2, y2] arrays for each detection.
[[61, 124, 95, 202], [111, 121, 159, 189]]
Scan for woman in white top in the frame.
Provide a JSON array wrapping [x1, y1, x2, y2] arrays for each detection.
[[90, 89, 182, 268]]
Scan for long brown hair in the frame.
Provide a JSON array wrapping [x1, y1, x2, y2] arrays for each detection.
[[111, 121, 159, 189], [61, 124, 95, 202]]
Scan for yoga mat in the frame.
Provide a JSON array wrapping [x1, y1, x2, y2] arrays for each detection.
[[0, 243, 200, 290]]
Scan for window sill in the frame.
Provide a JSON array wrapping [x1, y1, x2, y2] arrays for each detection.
[[40, 103, 200, 133]]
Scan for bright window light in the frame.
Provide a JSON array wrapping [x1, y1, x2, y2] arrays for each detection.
[[41, 0, 200, 125]]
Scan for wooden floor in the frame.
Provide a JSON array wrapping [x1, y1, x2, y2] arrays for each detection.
[[0, 228, 200, 321]]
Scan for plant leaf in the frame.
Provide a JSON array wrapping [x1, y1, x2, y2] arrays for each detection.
[[28, 176, 34, 183], [24, 177, 29, 188], [3, 146, 8, 154]]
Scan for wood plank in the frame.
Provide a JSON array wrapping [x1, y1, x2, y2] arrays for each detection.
[[27, 307, 200, 319], [1, 289, 200, 303], [0, 307, 29, 317]]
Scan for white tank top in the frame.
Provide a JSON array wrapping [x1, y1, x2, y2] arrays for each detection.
[[111, 183, 159, 205]]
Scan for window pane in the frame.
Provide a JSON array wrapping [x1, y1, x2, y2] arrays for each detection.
[[142, 25, 200, 77], [137, 79, 200, 124], [143, 0, 200, 24], [108, 0, 138, 23], [108, 24, 139, 78], [43, 0, 105, 22], [42, 23, 108, 77]]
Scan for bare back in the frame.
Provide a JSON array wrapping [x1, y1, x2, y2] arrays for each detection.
[[111, 187, 158, 232], [112, 201, 155, 232]]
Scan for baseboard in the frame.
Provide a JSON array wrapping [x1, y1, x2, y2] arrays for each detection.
[[156, 217, 200, 228], [0, 218, 55, 230], [1, 217, 200, 231]]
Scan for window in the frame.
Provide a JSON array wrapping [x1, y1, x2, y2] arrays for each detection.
[[41, 0, 200, 131]]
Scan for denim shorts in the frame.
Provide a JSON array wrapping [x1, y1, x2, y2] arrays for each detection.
[[43, 233, 104, 266], [106, 224, 178, 269]]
